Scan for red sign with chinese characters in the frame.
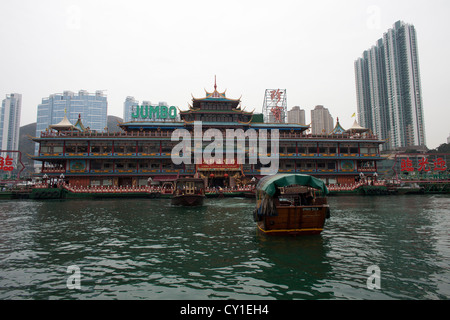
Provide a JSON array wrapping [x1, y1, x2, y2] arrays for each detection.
[[401, 157, 447, 172], [0, 155, 14, 172], [197, 159, 241, 171], [401, 158, 414, 172]]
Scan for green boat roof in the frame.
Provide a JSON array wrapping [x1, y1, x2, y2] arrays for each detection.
[[256, 174, 329, 196]]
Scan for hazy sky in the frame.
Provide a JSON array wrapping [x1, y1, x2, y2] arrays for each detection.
[[1, 0, 449, 149]]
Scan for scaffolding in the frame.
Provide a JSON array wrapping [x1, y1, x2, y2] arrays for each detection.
[[262, 89, 287, 123]]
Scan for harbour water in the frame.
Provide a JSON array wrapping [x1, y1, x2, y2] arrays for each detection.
[[0, 195, 449, 300]]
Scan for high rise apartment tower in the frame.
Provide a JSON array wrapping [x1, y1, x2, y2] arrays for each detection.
[[0, 93, 22, 162], [287, 106, 306, 125], [355, 21, 426, 150], [311, 105, 333, 135]]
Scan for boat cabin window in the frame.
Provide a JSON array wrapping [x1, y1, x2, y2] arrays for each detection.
[[185, 182, 196, 195], [176, 180, 205, 196], [276, 186, 317, 206]]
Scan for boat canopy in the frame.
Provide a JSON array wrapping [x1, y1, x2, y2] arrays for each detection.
[[256, 174, 329, 197]]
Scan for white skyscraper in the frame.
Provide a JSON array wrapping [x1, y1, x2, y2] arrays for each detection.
[[0, 93, 22, 163], [355, 21, 426, 150]]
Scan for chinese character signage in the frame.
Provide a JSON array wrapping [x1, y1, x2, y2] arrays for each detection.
[[401, 157, 447, 172], [0, 155, 14, 172]]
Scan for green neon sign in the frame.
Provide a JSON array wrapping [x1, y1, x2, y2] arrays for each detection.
[[132, 105, 177, 120]]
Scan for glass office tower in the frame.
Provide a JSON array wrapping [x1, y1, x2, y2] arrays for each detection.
[[35, 90, 107, 160], [36, 90, 107, 135]]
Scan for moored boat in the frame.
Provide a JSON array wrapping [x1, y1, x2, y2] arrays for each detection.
[[396, 183, 424, 195], [253, 174, 330, 236], [171, 178, 206, 206]]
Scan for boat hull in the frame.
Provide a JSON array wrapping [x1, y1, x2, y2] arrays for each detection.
[[257, 205, 329, 236], [171, 194, 205, 206]]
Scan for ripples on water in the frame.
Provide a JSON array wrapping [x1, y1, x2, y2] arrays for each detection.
[[0, 195, 449, 300]]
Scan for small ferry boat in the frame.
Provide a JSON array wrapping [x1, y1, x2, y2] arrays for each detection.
[[396, 183, 424, 195], [171, 178, 206, 206], [253, 174, 330, 236]]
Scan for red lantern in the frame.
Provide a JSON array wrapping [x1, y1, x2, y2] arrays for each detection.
[[210, 174, 215, 178], [224, 173, 229, 178]]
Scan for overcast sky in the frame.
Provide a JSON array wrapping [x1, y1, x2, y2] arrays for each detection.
[[1, 0, 449, 149]]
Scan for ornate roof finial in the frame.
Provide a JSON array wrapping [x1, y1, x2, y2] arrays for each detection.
[[214, 75, 217, 91]]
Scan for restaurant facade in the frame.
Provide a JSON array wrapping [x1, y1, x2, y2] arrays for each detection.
[[31, 84, 385, 188]]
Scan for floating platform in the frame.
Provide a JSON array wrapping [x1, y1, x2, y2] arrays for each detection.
[[1, 181, 448, 201]]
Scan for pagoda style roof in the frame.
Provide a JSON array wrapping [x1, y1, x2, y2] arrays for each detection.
[[49, 114, 81, 132], [194, 88, 241, 102], [192, 76, 241, 103], [74, 114, 86, 131], [330, 118, 346, 134], [186, 89, 242, 110], [346, 119, 369, 133], [183, 77, 242, 112]]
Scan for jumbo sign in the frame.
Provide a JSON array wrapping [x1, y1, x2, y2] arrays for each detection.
[[131, 105, 177, 120]]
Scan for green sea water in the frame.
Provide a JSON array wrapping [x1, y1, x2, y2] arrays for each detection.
[[0, 195, 449, 300]]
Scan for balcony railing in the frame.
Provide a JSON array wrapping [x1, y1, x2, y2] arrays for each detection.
[[39, 130, 380, 141], [41, 168, 65, 173]]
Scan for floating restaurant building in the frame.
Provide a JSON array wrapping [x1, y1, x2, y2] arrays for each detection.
[[31, 84, 385, 188]]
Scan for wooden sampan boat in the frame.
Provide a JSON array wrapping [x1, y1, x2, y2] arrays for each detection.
[[253, 174, 330, 236], [171, 178, 206, 206]]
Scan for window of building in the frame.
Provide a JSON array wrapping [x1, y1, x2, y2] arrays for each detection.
[[65, 142, 88, 154], [308, 146, 317, 154], [161, 142, 173, 153], [139, 161, 149, 169], [116, 163, 125, 169], [91, 161, 102, 170], [91, 142, 112, 154], [115, 142, 135, 154]]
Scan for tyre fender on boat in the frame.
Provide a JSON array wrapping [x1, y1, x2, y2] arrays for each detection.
[[253, 205, 264, 222], [325, 206, 331, 219], [253, 208, 258, 222]]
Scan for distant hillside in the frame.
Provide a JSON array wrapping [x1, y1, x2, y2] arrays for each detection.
[[107, 115, 123, 132], [17, 116, 124, 175], [18, 122, 37, 174]]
